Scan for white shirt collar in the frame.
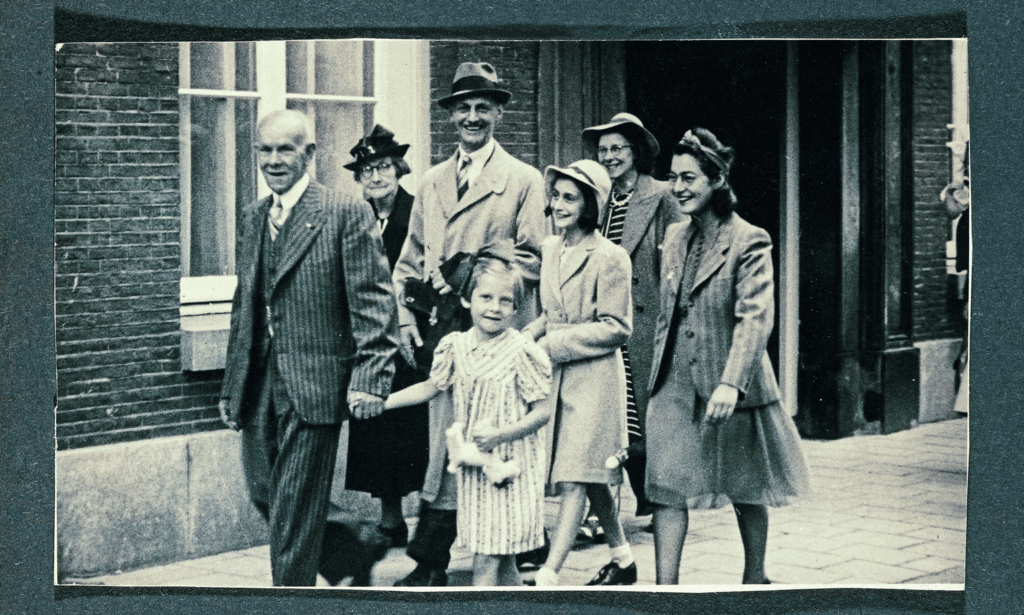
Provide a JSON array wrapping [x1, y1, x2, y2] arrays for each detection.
[[458, 138, 496, 168], [275, 174, 311, 212]]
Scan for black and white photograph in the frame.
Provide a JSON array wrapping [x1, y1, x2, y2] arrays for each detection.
[[52, 37, 971, 592]]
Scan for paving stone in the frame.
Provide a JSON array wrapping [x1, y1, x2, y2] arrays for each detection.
[[830, 544, 922, 566], [904, 526, 967, 545], [901, 540, 967, 561], [821, 559, 925, 584], [835, 530, 928, 550], [904, 567, 965, 584], [901, 556, 964, 573], [770, 547, 849, 569], [768, 563, 853, 585]]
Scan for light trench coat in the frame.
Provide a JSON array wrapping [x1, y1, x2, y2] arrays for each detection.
[[523, 232, 633, 485], [392, 140, 549, 504]]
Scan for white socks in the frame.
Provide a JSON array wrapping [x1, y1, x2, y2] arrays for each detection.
[[534, 566, 560, 586], [609, 544, 635, 568]]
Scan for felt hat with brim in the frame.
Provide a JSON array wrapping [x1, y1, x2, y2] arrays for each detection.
[[581, 112, 661, 159], [438, 62, 513, 109], [544, 160, 612, 221], [343, 124, 410, 171]]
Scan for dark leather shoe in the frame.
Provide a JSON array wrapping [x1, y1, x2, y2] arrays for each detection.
[[394, 565, 447, 587], [585, 561, 637, 586], [378, 523, 409, 548]]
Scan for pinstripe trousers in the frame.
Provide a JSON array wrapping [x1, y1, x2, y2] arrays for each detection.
[[241, 351, 341, 587]]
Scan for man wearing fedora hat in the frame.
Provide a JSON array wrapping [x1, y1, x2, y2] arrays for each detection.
[[391, 61, 549, 587]]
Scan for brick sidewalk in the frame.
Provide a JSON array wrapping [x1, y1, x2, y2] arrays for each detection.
[[70, 417, 967, 588]]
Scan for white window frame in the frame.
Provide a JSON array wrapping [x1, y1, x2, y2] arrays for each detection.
[[177, 40, 430, 371]]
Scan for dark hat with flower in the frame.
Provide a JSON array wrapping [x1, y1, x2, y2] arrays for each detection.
[[343, 124, 410, 171], [438, 62, 513, 109]]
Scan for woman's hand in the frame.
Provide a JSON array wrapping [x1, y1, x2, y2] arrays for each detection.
[[471, 423, 502, 452], [703, 383, 739, 425]]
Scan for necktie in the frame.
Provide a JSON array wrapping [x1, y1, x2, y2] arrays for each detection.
[[457, 156, 471, 201], [269, 197, 284, 241]]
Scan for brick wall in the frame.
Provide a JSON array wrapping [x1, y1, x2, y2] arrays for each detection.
[[429, 42, 540, 167], [55, 43, 223, 450], [910, 40, 960, 341]]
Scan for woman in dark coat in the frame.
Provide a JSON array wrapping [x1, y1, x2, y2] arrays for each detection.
[[343, 125, 428, 547], [581, 112, 684, 520], [646, 128, 809, 585]]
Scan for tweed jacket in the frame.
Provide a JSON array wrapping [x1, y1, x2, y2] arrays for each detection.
[[603, 174, 683, 428], [220, 181, 400, 426], [523, 232, 633, 484], [391, 140, 549, 503], [648, 212, 782, 408]]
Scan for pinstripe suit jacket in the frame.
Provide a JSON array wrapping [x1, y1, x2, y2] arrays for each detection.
[[221, 181, 399, 426], [648, 212, 782, 408]]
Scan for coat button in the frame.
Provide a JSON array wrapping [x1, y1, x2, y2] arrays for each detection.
[[632, 277, 639, 285], [690, 357, 698, 365], [686, 330, 695, 338], [635, 305, 645, 313]]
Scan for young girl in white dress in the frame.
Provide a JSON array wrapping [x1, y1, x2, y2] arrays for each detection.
[[385, 247, 553, 587]]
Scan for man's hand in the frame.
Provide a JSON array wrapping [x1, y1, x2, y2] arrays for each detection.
[[399, 322, 423, 367], [348, 391, 385, 420], [429, 268, 455, 295], [218, 399, 239, 431], [703, 384, 739, 425]]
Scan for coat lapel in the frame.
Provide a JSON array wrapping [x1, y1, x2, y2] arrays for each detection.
[[435, 154, 459, 218], [559, 232, 598, 289], [689, 215, 734, 295], [449, 142, 509, 219], [619, 175, 661, 256], [272, 183, 326, 289]]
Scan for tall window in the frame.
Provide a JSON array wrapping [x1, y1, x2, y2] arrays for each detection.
[[178, 41, 378, 279]]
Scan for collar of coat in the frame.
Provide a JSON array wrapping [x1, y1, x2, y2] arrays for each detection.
[[255, 181, 327, 290], [434, 140, 513, 219], [557, 231, 602, 289], [672, 211, 736, 299]]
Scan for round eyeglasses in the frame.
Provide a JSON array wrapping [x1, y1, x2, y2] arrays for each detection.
[[596, 144, 632, 158], [358, 160, 396, 180]]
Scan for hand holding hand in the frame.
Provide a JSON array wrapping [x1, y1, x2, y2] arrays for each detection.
[[471, 423, 502, 452], [348, 391, 385, 420], [703, 384, 739, 425], [218, 399, 238, 431]]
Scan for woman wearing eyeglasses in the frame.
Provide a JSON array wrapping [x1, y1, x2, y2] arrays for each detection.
[[342, 125, 428, 549], [579, 113, 684, 528], [646, 128, 809, 585]]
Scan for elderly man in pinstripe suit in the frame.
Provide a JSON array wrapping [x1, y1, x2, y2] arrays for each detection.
[[218, 109, 399, 587]]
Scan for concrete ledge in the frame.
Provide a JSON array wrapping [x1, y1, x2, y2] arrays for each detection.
[[56, 430, 267, 580], [57, 426, 422, 580], [916, 338, 961, 424]]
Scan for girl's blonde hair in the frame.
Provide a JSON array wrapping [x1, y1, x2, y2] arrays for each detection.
[[462, 242, 523, 309]]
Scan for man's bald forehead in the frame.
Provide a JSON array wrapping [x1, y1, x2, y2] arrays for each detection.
[[258, 109, 314, 145]]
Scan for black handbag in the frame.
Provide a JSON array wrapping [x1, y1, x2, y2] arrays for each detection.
[[400, 252, 476, 372]]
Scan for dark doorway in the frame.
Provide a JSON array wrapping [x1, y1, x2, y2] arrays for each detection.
[[624, 41, 788, 369]]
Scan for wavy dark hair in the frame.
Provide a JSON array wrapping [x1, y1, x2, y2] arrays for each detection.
[[545, 175, 601, 233], [672, 127, 738, 218]]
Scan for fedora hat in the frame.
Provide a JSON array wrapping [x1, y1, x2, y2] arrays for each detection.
[[544, 160, 612, 220], [343, 124, 410, 171], [438, 62, 513, 109], [581, 112, 661, 159]]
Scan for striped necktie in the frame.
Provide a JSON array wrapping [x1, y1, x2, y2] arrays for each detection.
[[456, 155, 471, 201], [269, 197, 284, 241]]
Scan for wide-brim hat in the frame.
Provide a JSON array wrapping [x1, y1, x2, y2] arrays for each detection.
[[581, 112, 661, 159], [343, 124, 410, 171], [544, 160, 612, 221], [438, 62, 513, 109]]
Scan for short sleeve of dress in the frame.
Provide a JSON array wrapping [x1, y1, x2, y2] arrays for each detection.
[[516, 337, 553, 404], [429, 332, 460, 391]]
